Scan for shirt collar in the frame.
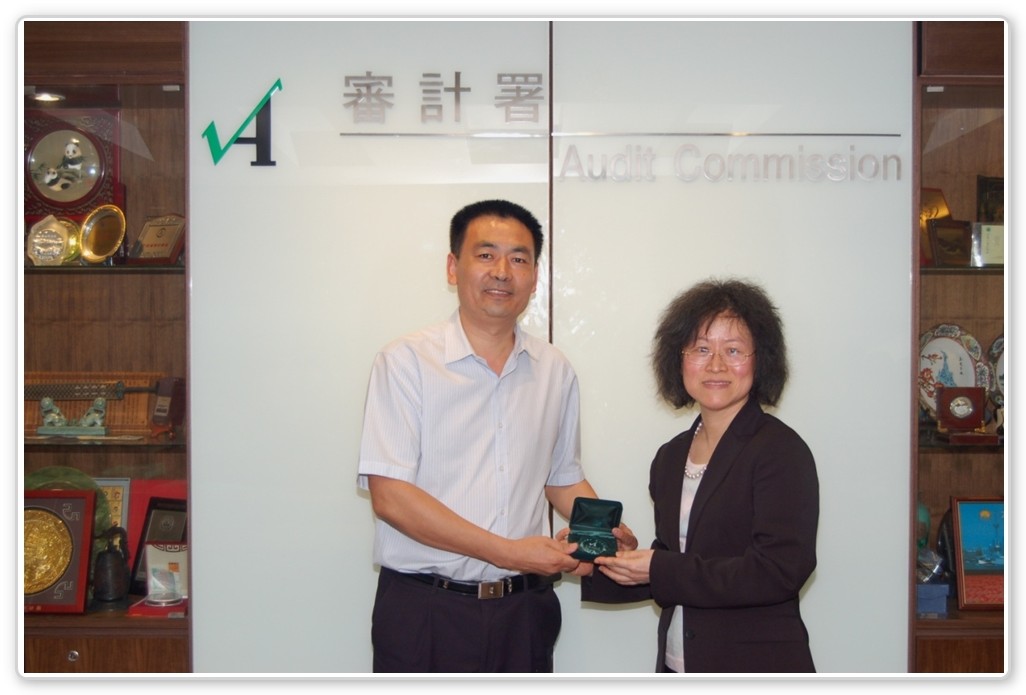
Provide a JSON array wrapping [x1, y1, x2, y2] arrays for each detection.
[[444, 309, 534, 366]]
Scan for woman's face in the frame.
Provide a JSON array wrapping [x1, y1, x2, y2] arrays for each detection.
[[682, 312, 755, 418]]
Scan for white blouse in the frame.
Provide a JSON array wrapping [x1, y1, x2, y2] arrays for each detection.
[[664, 455, 706, 673]]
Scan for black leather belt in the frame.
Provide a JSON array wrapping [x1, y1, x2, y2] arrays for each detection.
[[390, 568, 560, 599]]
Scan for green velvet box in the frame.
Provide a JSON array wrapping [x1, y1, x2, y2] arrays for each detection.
[[568, 497, 622, 561]]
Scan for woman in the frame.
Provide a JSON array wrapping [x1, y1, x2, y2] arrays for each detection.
[[573, 278, 819, 673]]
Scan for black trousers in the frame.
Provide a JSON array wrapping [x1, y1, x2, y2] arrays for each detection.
[[372, 567, 562, 673]]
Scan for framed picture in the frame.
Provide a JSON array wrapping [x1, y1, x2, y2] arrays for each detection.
[[93, 477, 131, 529], [971, 222, 1004, 267], [126, 479, 187, 574], [952, 496, 1004, 610], [128, 214, 186, 265], [976, 175, 1004, 224], [919, 187, 951, 267], [130, 497, 187, 596], [24, 109, 121, 226], [927, 218, 972, 267], [24, 489, 97, 613]]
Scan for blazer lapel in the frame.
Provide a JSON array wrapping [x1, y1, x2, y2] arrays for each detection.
[[687, 398, 764, 538]]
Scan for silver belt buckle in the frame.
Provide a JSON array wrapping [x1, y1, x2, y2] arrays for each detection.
[[477, 578, 512, 599]]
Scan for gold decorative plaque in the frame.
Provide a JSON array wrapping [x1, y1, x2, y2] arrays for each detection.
[[24, 509, 73, 594], [26, 215, 69, 266], [24, 489, 95, 613]]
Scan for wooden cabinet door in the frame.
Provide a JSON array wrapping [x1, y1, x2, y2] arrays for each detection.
[[920, 21, 1003, 77], [25, 634, 189, 673]]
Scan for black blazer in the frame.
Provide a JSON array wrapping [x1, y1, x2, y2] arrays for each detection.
[[582, 397, 819, 673]]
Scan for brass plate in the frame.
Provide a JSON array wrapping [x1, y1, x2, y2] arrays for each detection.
[[80, 204, 126, 263], [24, 509, 73, 595]]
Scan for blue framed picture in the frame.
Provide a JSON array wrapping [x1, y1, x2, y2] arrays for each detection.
[[952, 497, 1004, 610]]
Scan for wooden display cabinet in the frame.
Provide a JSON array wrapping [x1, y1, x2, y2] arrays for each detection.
[[910, 20, 1004, 673], [24, 612, 188, 674], [22, 21, 191, 674]]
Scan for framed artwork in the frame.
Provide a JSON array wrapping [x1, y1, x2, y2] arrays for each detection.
[[130, 497, 187, 596], [93, 477, 131, 529], [126, 479, 187, 573], [976, 175, 1004, 223], [24, 109, 121, 227], [952, 497, 1004, 610], [927, 218, 972, 267], [24, 489, 97, 613], [971, 222, 1004, 268]]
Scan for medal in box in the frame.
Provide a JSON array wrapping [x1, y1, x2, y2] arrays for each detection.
[[568, 497, 622, 561]]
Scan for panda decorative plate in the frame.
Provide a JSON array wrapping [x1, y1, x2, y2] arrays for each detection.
[[24, 109, 120, 221], [26, 128, 103, 206], [918, 324, 990, 418]]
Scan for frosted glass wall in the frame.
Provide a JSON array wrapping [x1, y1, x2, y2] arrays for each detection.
[[189, 20, 912, 674]]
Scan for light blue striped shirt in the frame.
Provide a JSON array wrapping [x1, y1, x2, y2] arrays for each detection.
[[357, 310, 585, 582]]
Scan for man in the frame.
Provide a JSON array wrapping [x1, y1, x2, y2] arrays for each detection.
[[357, 199, 635, 673]]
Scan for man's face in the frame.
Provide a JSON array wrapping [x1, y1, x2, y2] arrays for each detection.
[[447, 214, 538, 328]]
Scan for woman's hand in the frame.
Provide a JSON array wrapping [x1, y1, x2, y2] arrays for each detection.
[[594, 548, 654, 586]]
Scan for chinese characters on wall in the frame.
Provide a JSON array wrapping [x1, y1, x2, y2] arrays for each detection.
[[343, 71, 545, 125]]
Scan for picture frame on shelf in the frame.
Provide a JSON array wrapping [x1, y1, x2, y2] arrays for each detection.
[[128, 214, 186, 265], [971, 222, 1004, 267], [93, 477, 131, 529], [927, 218, 973, 267], [24, 489, 96, 614], [952, 496, 1004, 610], [919, 187, 951, 267], [976, 175, 1004, 224], [130, 497, 187, 597], [24, 109, 122, 227]]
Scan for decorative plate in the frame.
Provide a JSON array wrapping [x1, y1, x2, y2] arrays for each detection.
[[24, 109, 120, 220], [988, 335, 1004, 408], [26, 126, 104, 207], [918, 324, 990, 418]]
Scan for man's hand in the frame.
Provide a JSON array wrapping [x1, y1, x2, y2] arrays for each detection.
[[613, 523, 638, 552], [554, 527, 593, 576]]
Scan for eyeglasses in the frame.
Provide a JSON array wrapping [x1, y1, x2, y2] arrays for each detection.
[[681, 347, 755, 367]]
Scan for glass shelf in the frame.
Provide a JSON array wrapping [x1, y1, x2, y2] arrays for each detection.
[[24, 435, 185, 452], [25, 264, 184, 275]]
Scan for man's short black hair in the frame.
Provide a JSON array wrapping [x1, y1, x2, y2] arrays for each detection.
[[449, 199, 544, 261]]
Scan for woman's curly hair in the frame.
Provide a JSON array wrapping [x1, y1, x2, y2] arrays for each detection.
[[652, 278, 788, 408]]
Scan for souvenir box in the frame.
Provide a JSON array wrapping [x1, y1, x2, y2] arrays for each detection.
[[916, 583, 950, 616], [567, 497, 622, 561]]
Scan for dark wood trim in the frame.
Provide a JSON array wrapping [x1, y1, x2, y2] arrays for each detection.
[[23, 20, 187, 85], [919, 21, 1004, 78]]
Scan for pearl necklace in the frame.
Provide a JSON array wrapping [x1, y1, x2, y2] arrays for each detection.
[[684, 421, 707, 480]]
